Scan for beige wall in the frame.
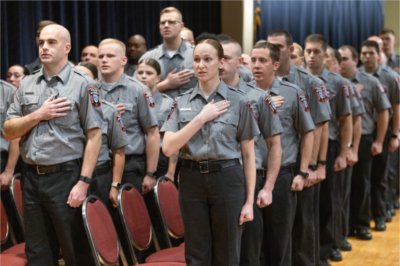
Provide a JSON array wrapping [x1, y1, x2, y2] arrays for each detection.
[[384, 0, 400, 53], [221, 1, 243, 46]]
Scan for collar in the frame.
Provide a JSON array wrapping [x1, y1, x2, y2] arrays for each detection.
[[189, 80, 228, 102], [35, 63, 71, 84], [160, 39, 187, 59], [270, 78, 281, 96]]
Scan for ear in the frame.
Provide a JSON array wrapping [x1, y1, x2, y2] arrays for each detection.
[[122, 56, 127, 66], [288, 45, 294, 54], [273, 60, 280, 71], [65, 43, 71, 54]]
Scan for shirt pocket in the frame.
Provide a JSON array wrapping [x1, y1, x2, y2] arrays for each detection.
[[121, 103, 135, 129], [211, 113, 239, 142], [178, 111, 195, 129], [53, 99, 76, 128], [21, 95, 40, 114]]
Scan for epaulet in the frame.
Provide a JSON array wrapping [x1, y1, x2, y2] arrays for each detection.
[[297, 67, 309, 75], [181, 88, 194, 96], [281, 80, 298, 89], [30, 68, 41, 75]]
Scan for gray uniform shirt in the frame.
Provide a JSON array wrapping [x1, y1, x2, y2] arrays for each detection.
[[349, 70, 391, 134], [359, 65, 400, 107], [268, 79, 315, 166], [283, 65, 331, 124], [140, 39, 197, 98], [348, 82, 366, 116], [0, 81, 16, 152], [318, 69, 352, 140], [228, 78, 283, 169], [153, 90, 174, 147], [387, 53, 400, 71], [161, 81, 259, 161], [99, 74, 158, 156], [97, 100, 129, 163], [6, 64, 103, 165]]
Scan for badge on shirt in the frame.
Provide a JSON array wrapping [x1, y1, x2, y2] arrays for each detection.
[[87, 86, 101, 107], [378, 83, 386, 94], [263, 95, 278, 114], [313, 85, 329, 102], [342, 85, 350, 98], [246, 101, 257, 119], [298, 93, 310, 112], [116, 113, 126, 132], [144, 92, 155, 108], [167, 101, 177, 120]]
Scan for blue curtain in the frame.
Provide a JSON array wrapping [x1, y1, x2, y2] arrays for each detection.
[[255, 0, 384, 50], [1, 1, 221, 79]]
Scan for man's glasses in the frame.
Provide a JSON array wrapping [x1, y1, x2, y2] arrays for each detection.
[[159, 20, 180, 26]]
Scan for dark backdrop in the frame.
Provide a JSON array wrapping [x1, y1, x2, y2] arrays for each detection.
[[1, 1, 221, 79], [255, 0, 384, 51]]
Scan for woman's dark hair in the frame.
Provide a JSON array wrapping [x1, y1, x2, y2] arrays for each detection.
[[138, 58, 161, 75], [196, 38, 224, 60], [78, 62, 98, 79]]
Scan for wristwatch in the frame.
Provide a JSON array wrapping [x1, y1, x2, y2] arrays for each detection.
[[308, 164, 318, 171], [111, 182, 121, 190], [146, 171, 156, 178], [298, 170, 309, 179]]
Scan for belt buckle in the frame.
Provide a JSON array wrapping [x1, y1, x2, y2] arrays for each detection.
[[199, 161, 209, 174], [36, 165, 46, 175]]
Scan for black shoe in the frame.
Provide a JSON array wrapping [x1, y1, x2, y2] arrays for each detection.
[[353, 228, 373, 240], [339, 239, 352, 251], [374, 219, 386, 231], [329, 248, 343, 262], [386, 210, 393, 222]]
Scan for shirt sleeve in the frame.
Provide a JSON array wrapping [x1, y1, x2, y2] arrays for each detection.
[[306, 77, 332, 124], [335, 81, 353, 118], [108, 108, 129, 150], [295, 90, 316, 135], [258, 94, 283, 138], [80, 82, 103, 131], [237, 98, 260, 140], [161, 100, 179, 133], [372, 79, 392, 112], [137, 87, 159, 130]]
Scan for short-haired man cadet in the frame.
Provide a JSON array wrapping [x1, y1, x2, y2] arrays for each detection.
[[380, 28, 400, 73], [4, 24, 103, 266], [304, 34, 353, 265], [80, 45, 99, 67], [220, 39, 283, 266], [339, 44, 391, 240], [140, 7, 196, 98], [251, 41, 315, 266], [359, 40, 400, 230], [268, 29, 331, 266], [98, 38, 159, 194]]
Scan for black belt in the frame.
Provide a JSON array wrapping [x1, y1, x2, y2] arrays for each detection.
[[256, 169, 266, 177], [125, 154, 145, 161], [279, 164, 296, 175], [181, 159, 240, 174], [93, 161, 112, 176], [27, 159, 79, 175]]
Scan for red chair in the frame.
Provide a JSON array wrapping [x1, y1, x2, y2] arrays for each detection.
[[10, 174, 24, 235], [117, 184, 185, 264], [154, 177, 184, 247], [0, 200, 26, 265], [83, 195, 184, 266]]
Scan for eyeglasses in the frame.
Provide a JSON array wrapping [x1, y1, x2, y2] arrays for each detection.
[[159, 20, 180, 26]]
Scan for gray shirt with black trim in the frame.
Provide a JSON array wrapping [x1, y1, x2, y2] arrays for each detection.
[[99, 74, 158, 156], [7, 64, 103, 165], [162, 81, 259, 161], [0, 80, 16, 152]]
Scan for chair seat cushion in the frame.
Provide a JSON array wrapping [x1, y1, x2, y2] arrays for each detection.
[[0, 253, 27, 266], [145, 245, 185, 263], [2, 243, 25, 255]]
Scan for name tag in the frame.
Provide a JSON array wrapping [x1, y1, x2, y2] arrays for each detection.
[[180, 108, 192, 111]]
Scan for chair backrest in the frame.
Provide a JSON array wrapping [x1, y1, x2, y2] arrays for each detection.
[[0, 200, 10, 245], [154, 177, 184, 246], [10, 174, 24, 234], [82, 195, 127, 266], [118, 183, 158, 264]]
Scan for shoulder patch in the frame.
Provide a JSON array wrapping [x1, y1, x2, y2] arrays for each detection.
[[87, 85, 101, 107], [298, 93, 310, 112], [246, 101, 257, 119], [167, 101, 177, 120], [143, 92, 155, 108], [263, 95, 278, 114], [115, 113, 126, 132], [313, 85, 329, 102], [378, 83, 386, 94], [342, 85, 350, 98]]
